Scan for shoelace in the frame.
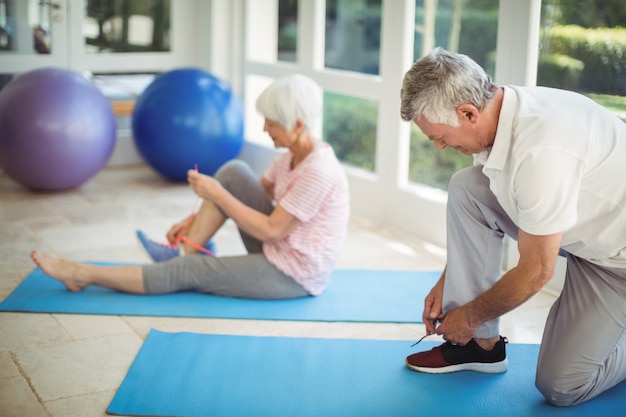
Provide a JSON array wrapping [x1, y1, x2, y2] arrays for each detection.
[[153, 240, 176, 249], [410, 333, 434, 347], [170, 164, 215, 256]]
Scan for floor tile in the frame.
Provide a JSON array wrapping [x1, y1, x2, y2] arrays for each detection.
[[54, 314, 135, 340], [0, 376, 49, 417], [0, 351, 20, 378], [45, 390, 128, 417], [0, 313, 70, 351], [13, 333, 143, 401]]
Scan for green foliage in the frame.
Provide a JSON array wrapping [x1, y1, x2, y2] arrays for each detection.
[[537, 53, 584, 90], [322, 92, 377, 171], [456, 8, 499, 73], [541, 25, 626, 94], [554, 0, 626, 28], [85, 0, 170, 52], [588, 93, 626, 117], [414, 0, 498, 73], [322, 92, 473, 190], [278, 24, 297, 51], [87, 0, 168, 20], [409, 126, 473, 191]]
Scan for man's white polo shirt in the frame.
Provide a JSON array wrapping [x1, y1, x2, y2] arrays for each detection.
[[474, 86, 626, 268]]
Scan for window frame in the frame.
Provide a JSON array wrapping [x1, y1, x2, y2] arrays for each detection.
[[237, 0, 545, 249]]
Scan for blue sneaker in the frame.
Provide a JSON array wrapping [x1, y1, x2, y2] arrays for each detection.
[[204, 239, 217, 256], [136, 230, 180, 262]]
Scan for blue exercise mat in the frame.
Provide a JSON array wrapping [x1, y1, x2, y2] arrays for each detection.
[[0, 266, 439, 322], [107, 330, 625, 417]]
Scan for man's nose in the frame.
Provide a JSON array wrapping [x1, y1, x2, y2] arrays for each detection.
[[434, 137, 447, 150]]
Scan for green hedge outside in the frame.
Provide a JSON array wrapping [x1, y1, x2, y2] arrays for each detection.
[[540, 25, 626, 95]]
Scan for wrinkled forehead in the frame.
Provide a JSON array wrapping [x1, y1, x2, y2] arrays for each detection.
[[413, 114, 454, 138], [413, 114, 436, 134]]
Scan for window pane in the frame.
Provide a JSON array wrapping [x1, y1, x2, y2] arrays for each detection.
[[83, 0, 170, 53], [323, 92, 377, 172], [538, 0, 626, 118], [0, 0, 54, 54], [410, 124, 473, 191], [325, 0, 381, 75], [0, 0, 9, 51], [278, 0, 297, 62], [408, 0, 498, 190]]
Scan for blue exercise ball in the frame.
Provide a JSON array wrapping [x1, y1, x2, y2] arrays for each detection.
[[132, 68, 244, 181], [0, 67, 116, 190]]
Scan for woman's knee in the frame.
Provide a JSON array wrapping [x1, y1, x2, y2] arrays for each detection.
[[215, 159, 251, 181], [214, 159, 252, 183]]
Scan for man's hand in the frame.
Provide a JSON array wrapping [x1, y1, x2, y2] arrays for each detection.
[[434, 307, 476, 345], [423, 275, 446, 334], [431, 230, 562, 345]]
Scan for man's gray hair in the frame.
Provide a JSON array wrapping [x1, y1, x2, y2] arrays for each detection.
[[400, 48, 497, 126], [256, 74, 323, 132]]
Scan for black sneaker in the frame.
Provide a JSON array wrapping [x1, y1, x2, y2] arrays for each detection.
[[406, 336, 508, 374]]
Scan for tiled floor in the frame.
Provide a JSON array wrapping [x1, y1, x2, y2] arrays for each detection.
[[0, 164, 556, 417]]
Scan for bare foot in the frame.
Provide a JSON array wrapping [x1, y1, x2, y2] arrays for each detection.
[[30, 251, 88, 292]]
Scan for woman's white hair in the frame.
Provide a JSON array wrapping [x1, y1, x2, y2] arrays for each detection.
[[255, 74, 323, 132]]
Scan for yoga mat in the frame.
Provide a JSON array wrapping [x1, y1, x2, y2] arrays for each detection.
[[108, 330, 625, 417], [0, 266, 439, 323]]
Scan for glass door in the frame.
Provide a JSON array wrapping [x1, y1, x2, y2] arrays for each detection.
[[0, 0, 70, 74], [1, 0, 193, 79], [68, 0, 179, 73]]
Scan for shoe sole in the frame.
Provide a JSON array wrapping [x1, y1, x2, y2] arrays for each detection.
[[405, 358, 508, 374]]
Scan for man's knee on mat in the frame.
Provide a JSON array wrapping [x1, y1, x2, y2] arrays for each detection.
[[536, 367, 597, 407]]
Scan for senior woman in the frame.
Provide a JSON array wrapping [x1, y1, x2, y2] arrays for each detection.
[[31, 74, 350, 299]]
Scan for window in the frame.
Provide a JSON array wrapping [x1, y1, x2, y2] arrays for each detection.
[[322, 0, 382, 172], [407, 0, 499, 191], [538, 0, 626, 118], [323, 92, 378, 171], [325, 0, 382, 75], [0, 0, 55, 54], [241, 0, 562, 247], [246, 0, 382, 174], [278, 0, 297, 62], [83, 0, 171, 54]]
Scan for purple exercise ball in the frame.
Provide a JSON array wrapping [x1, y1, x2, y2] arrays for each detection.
[[0, 67, 116, 190]]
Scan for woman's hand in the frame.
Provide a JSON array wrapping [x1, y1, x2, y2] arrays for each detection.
[[187, 169, 224, 202], [166, 220, 187, 244]]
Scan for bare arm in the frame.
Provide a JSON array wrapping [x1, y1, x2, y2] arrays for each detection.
[[436, 229, 562, 344], [260, 176, 275, 199], [188, 170, 299, 241]]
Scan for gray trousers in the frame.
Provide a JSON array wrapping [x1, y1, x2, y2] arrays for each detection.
[[447, 166, 626, 406], [142, 160, 310, 299]]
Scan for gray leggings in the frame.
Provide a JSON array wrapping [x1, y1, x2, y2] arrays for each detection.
[[447, 165, 626, 406], [142, 160, 310, 299]]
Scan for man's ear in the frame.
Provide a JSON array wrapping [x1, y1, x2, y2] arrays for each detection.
[[457, 104, 479, 123]]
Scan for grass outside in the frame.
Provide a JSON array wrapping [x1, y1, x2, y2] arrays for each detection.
[[588, 93, 626, 118]]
